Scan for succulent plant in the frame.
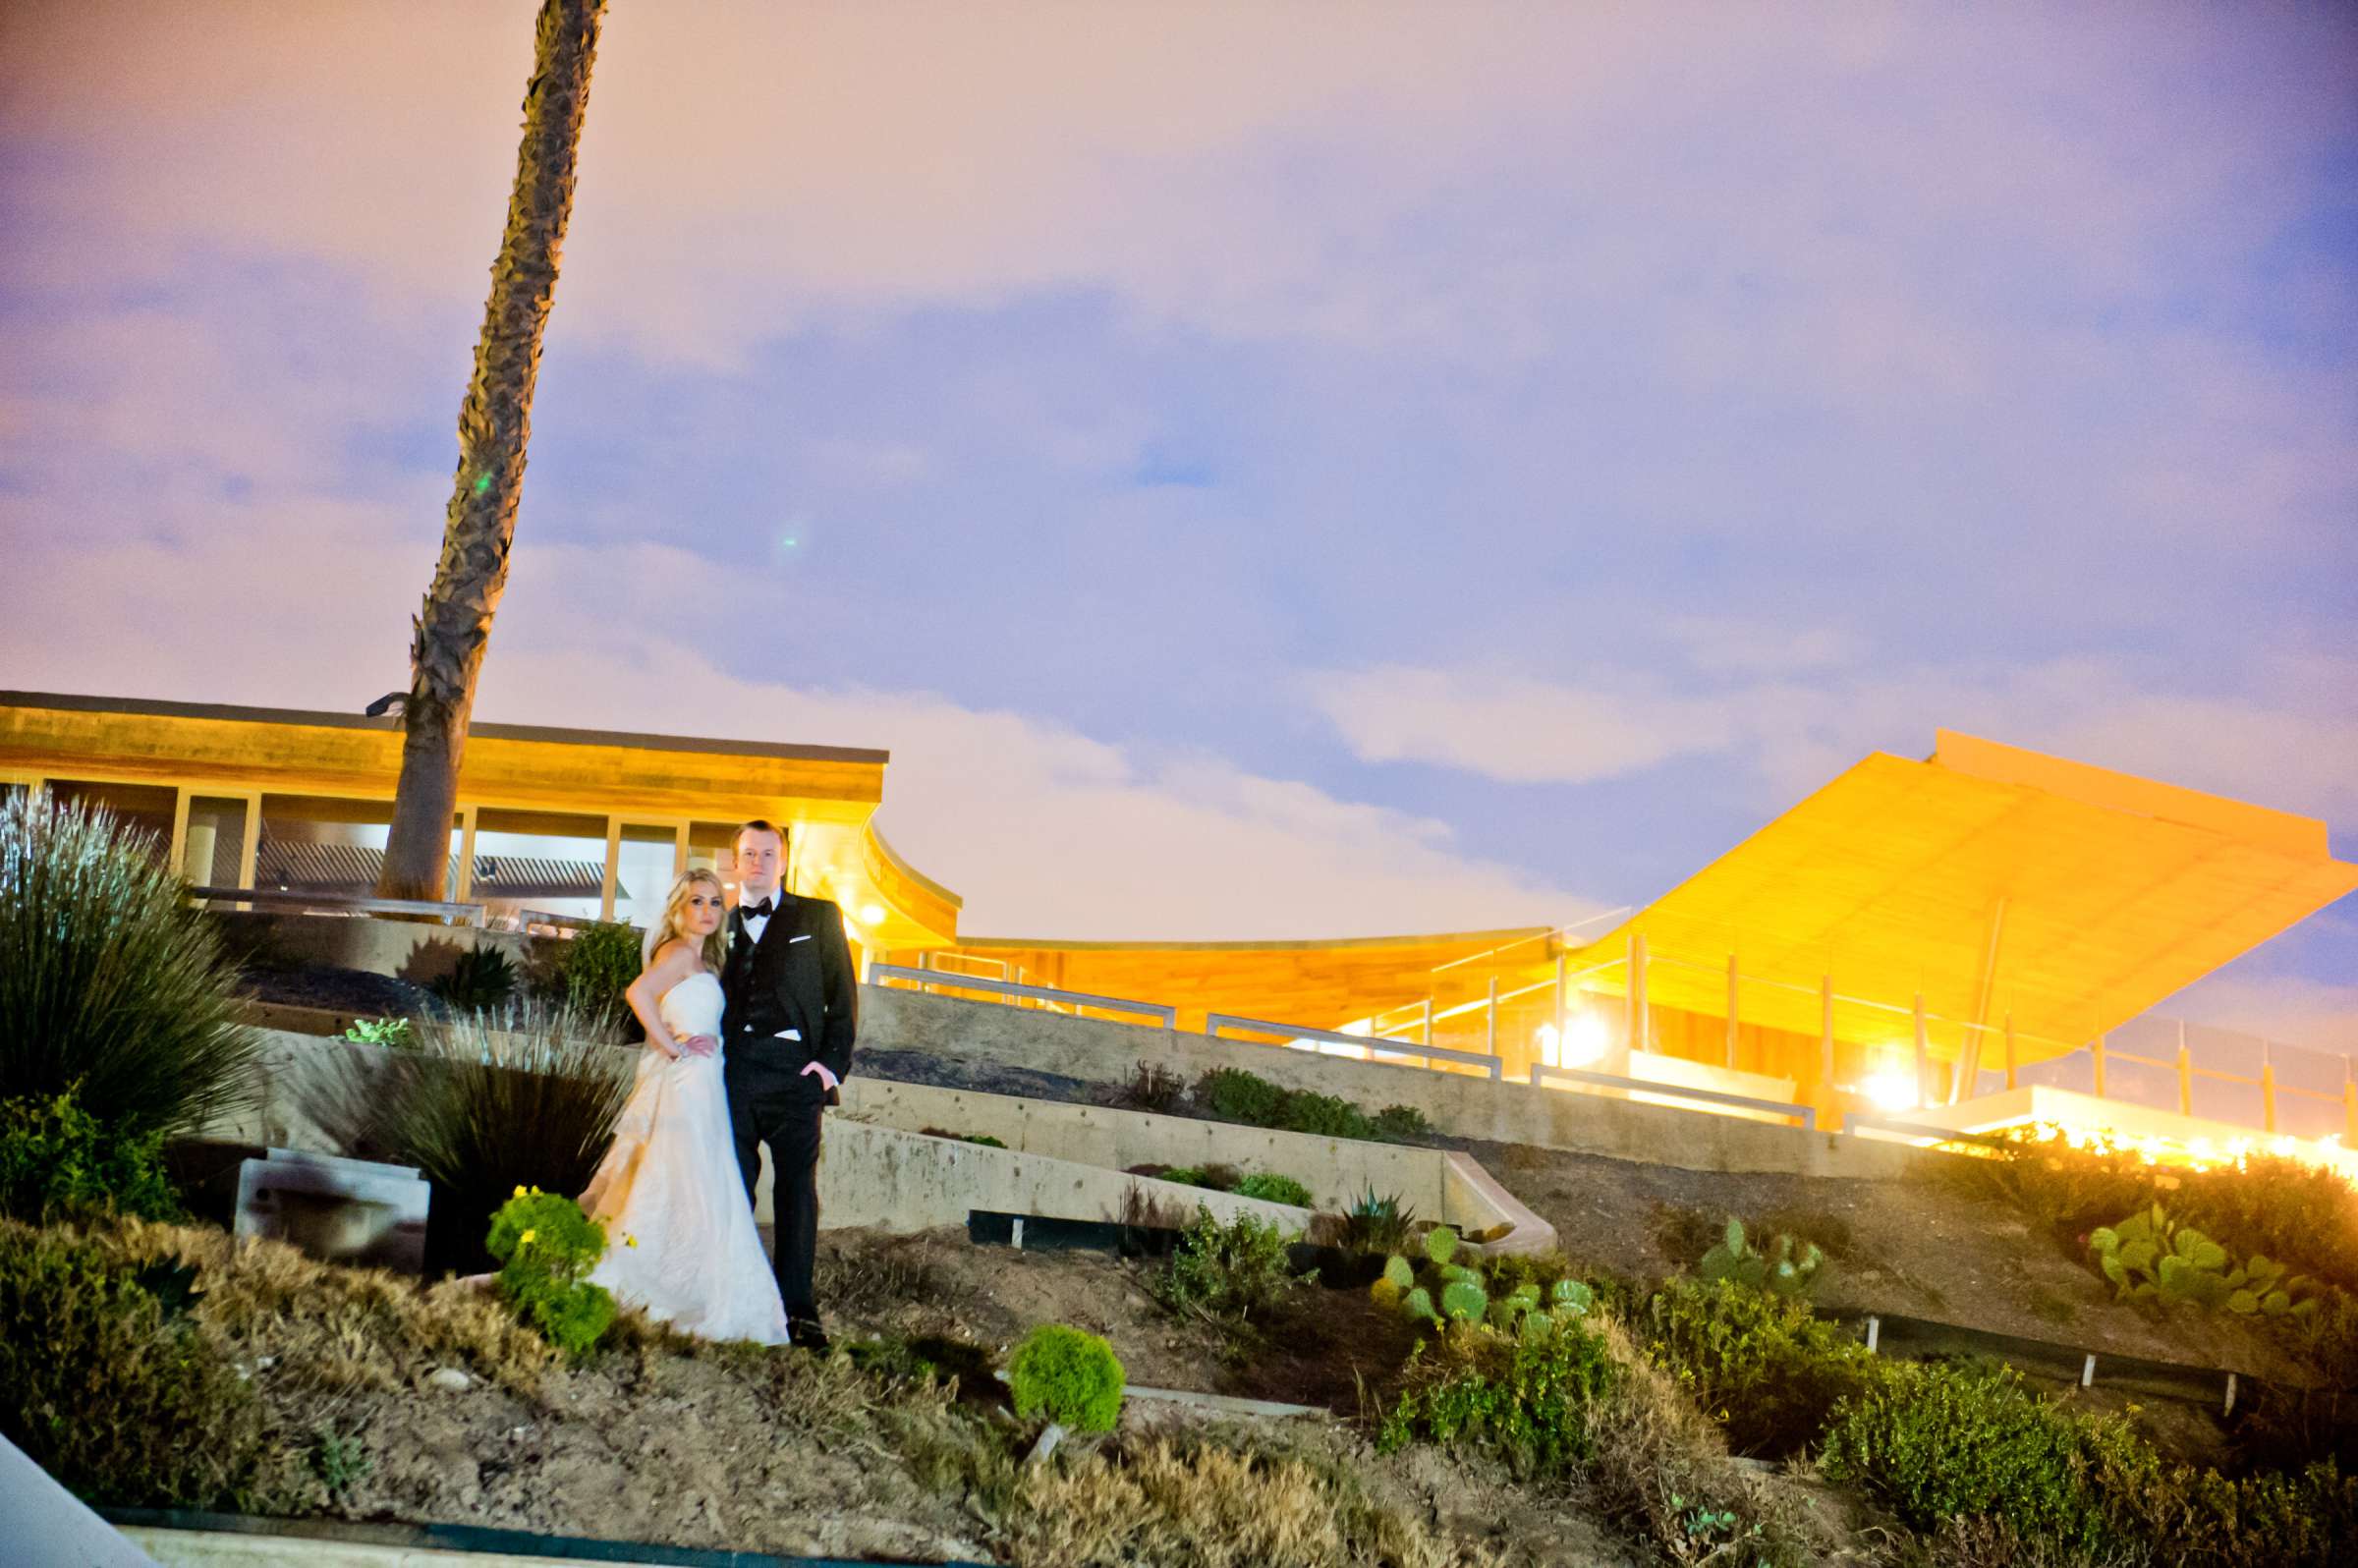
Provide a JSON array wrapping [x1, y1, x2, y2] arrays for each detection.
[[1439, 1277, 1488, 1323], [1382, 1254, 1416, 1291], [1401, 1285, 1437, 1323], [1698, 1216, 1824, 1297], [1549, 1278, 1594, 1316], [2092, 1206, 2320, 1316], [1424, 1225, 1461, 1267], [1370, 1277, 1403, 1311]]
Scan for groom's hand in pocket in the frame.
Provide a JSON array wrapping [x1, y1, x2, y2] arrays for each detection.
[[682, 1035, 719, 1058]]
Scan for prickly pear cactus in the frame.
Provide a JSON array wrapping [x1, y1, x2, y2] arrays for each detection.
[[1439, 1277, 1488, 1323], [1370, 1277, 1403, 1311], [1382, 1254, 1416, 1291], [1401, 1285, 1437, 1323], [1424, 1225, 1460, 1267], [1549, 1278, 1594, 1316]]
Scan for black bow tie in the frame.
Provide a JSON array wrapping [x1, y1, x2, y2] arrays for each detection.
[[741, 899, 773, 921]]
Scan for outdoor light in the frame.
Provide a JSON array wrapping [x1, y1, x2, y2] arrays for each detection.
[[857, 902, 886, 926], [1860, 1070, 1918, 1112], [1537, 1011, 1611, 1070]]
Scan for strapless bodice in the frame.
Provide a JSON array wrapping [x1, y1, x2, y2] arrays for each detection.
[[658, 971, 725, 1039]]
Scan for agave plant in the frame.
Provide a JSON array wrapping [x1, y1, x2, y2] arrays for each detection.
[[300, 997, 632, 1273], [0, 791, 260, 1137]]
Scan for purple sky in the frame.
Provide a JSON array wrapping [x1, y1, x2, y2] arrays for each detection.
[[2, 3, 2353, 1051]]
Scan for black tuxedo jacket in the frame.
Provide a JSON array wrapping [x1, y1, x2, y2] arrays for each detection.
[[721, 892, 859, 1088]]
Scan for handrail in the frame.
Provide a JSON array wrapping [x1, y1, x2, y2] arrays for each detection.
[[1528, 1063, 1815, 1129], [870, 964, 1176, 1027], [186, 886, 484, 924], [1838, 1114, 2013, 1148], [1208, 1014, 1504, 1080]]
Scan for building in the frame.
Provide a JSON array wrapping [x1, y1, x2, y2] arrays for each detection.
[[6, 689, 2353, 1156]]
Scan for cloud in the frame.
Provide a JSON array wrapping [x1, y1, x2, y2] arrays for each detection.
[[1306, 651, 2358, 828], [0, 499, 1593, 942]]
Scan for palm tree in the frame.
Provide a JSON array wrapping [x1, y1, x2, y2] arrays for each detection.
[[378, 0, 607, 900]]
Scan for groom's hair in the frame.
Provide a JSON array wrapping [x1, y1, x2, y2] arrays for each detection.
[[736, 817, 786, 846]]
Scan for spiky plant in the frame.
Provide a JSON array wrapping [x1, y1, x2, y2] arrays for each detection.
[[299, 997, 632, 1273], [0, 791, 259, 1137]]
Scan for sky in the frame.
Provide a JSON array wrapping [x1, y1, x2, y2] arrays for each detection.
[[2, 3, 2353, 1054]]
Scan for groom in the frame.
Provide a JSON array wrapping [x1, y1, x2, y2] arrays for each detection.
[[722, 818, 858, 1350]]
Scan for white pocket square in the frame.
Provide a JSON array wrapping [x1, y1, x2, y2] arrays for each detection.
[[773, 1028, 803, 1041], [789, 933, 814, 943]]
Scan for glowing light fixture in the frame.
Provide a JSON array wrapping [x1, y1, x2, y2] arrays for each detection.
[[1536, 1012, 1612, 1069], [1860, 1070, 1918, 1111], [857, 902, 887, 926]]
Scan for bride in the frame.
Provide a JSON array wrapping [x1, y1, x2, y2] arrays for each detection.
[[578, 868, 790, 1344]]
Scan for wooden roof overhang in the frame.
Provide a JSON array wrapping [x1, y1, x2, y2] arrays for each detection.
[[1571, 731, 2358, 1062]]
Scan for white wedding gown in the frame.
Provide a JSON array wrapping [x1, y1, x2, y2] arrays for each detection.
[[578, 972, 791, 1344]]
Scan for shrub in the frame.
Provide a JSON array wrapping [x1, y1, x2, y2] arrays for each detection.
[[1120, 1060, 1186, 1113], [1640, 1276, 1879, 1456], [1235, 1173, 1314, 1207], [0, 790, 260, 1137], [550, 921, 642, 1029], [1371, 1103, 1431, 1141], [1007, 1323, 1125, 1432], [1194, 1067, 1288, 1127], [1151, 1205, 1314, 1328], [1279, 1091, 1375, 1140], [299, 998, 632, 1273], [1378, 1316, 1618, 1477], [0, 1090, 184, 1224], [1820, 1360, 2127, 1556], [429, 944, 519, 1013], [485, 1186, 615, 1360], [342, 1016, 416, 1048], [0, 1220, 264, 1506]]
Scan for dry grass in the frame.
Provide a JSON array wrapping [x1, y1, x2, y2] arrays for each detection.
[[1579, 1314, 1831, 1566], [1005, 1435, 1497, 1568], [814, 1230, 949, 1320], [94, 1217, 557, 1394]]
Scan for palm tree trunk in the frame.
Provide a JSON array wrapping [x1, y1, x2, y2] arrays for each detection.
[[378, 0, 606, 901]]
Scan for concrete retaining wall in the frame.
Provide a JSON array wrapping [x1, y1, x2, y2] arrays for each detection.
[[860, 984, 1936, 1181], [233, 1032, 1549, 1247]]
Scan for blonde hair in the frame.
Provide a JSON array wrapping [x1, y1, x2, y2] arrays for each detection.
[[642, 868, 728, 973]]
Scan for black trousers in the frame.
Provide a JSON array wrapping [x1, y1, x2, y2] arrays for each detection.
[[725, 1062, 826, 1321]]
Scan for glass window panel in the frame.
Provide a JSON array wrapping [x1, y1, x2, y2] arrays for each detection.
[[256, 794, 393, 893], [687, 820, 742, 890], [472, 808, 608, 927], [614, 822, 680, 931]]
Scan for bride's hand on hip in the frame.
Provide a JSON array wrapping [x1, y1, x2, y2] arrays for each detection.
[[681, 1035, 719, 1058]]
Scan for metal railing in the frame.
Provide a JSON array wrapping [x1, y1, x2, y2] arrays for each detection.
[[186, 886, 484, 924], [1207, 1014, 1504, 1079], [1530, 1062, 1815, 1129], [1837, 1114, 2013, 1148], [870, 963, 1177, 1027]]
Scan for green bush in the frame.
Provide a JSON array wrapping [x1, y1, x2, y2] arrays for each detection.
[[0, 790, 259, 1137], [1641, 1276, 1878, 1456], [1235, 1172, 1314, 1207], [1820, 1360, 2127, 1555], [1195, 1067, 1288, 1126], [0, 1090, 183, 1224], [1279, 1090, 1375, 1140], [1007, 1323, 1125, 1432], [485, 1186, 615, 1360], [342, 1016, 416, 1048], [300, 998, 632, 1273], [551, 922, 641, 1029], [0, 1220, 263, 1506], [1378, 1316, 1618, 1477], [1190, 1067, 1430, 1146], [1152, 1205, 1315, 1327], [429, 944, 519, 1013]]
